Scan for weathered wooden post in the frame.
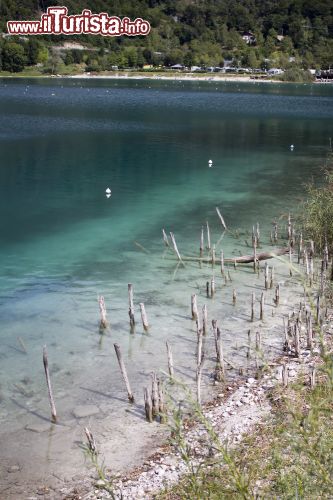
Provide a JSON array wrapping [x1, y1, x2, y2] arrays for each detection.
[[42, 346, 57, 423], [206, 281, 210, 298], [139, 303, 149, 331], [298, 233, 303, 264], [212, 245, 216, 267], [202, 304, 208, 335], [206, 221, 211, 251], [289, 247, 293, 277], [216, 207, 227, 230], [151, 372, 159, 419], [158, 380, 166, 423], [169, 232, 182, 261], [260, 291, 265, 320], [191, 294, 198, 320], [251, 292, 255, 322], [98, 295, 107, 329], [215, 327, 225, 382], [294, 323, 300, 358], [211, 277, 215, 297], [256, 222, 260, 245], [162, 229, 169, 247], [144, 388, 153, 422], [307, 313, 313, 349], [232, 289, 237, 305], [128, 283, 135, 329], [264, 263, 269, 290], [166, 341, 174, 379], [253, 236, 257, 272], [273, 221, 278, 243], [220, 250, 225, 276], [114, 344, 134, 403], [200, 226, 204, 257], [270, 266, 274, 289], [274, 284, 280, 306]]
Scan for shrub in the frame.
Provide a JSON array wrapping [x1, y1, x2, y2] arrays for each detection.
[[301, 167, 333, 252]]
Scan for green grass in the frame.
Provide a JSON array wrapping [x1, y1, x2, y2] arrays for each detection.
[[160, 345, 333, 499]]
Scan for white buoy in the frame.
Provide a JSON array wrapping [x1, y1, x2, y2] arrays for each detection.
[[208, 159, 213, 167], [290, 144, 294, 151], [105, 187, 111, 194], [106, 193, 111, 199]]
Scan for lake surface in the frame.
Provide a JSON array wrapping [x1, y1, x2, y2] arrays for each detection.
[[0, 78, 332, 497]]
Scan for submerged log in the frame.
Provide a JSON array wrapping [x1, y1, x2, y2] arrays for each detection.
[[167, 247, 289, 264]]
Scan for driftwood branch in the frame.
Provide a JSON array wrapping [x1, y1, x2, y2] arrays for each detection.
[[166, 247, 289, 264]]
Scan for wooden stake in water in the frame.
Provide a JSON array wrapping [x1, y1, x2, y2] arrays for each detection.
[[169, 232, 181, 261], [206, 221, 211, 251], [139, 303, 149, 331], [151, 372, 159, 418], [211, 277, 215, 297], [114, 343, 134, 403], [253, 236, 257, 272], [274, 284, 280, 306], [270, 266, 274, 289], [128, 283, 135, 329], [260, 291, 265, 320], [220, 250, 225, 275], [206, 281, 210, 298], [144, 388, 153, 423], [298, 233, 303, 264], [216, 207, 227, 230], [98, 295, 107, 329], [166, 341, 174, 379], [251, 292, 255, 322], [256, 222, 260, 245], [215, 327, 225, 382], [264, 263, 269, 290], [273, 221, 278, 243], [191, 294, 198, 320], [200, 226, 204, 257], [42, 345, 57, 423], [158, 380, 166, 423], [232, 289, 237, 306], [202, 304, 208, 335], [212, 245, 216, 267], [289, 247, 293, 277], [162, 229, 169, 247]]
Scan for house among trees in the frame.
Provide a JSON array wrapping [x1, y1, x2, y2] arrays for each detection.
[[241, 31, 256, 45]]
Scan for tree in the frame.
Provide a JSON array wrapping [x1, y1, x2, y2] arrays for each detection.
[[26, 38, 40, 65], [2, 43, 26, 72]]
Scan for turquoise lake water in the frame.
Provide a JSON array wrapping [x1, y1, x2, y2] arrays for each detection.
[[0, 78, 332, 495]]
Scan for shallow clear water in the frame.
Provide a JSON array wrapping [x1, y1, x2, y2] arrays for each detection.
[[0, 78, 332, 495]]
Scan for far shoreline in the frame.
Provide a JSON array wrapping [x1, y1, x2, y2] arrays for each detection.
[[0, 70, 330, 85]]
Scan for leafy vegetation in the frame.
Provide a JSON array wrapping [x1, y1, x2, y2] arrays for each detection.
[[161, 341, 333, 499], [0, 0, 332, 75], [301, 162, 333, 252]]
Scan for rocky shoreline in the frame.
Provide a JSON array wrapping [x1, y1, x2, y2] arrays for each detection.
[[59, 312, 331, 500]]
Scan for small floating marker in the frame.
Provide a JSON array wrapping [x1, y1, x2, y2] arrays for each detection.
[[105, 187, 111, 194], [208, 159, 213, 167], [106, 193, 111, 199], [290, 144, 294, 151]]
